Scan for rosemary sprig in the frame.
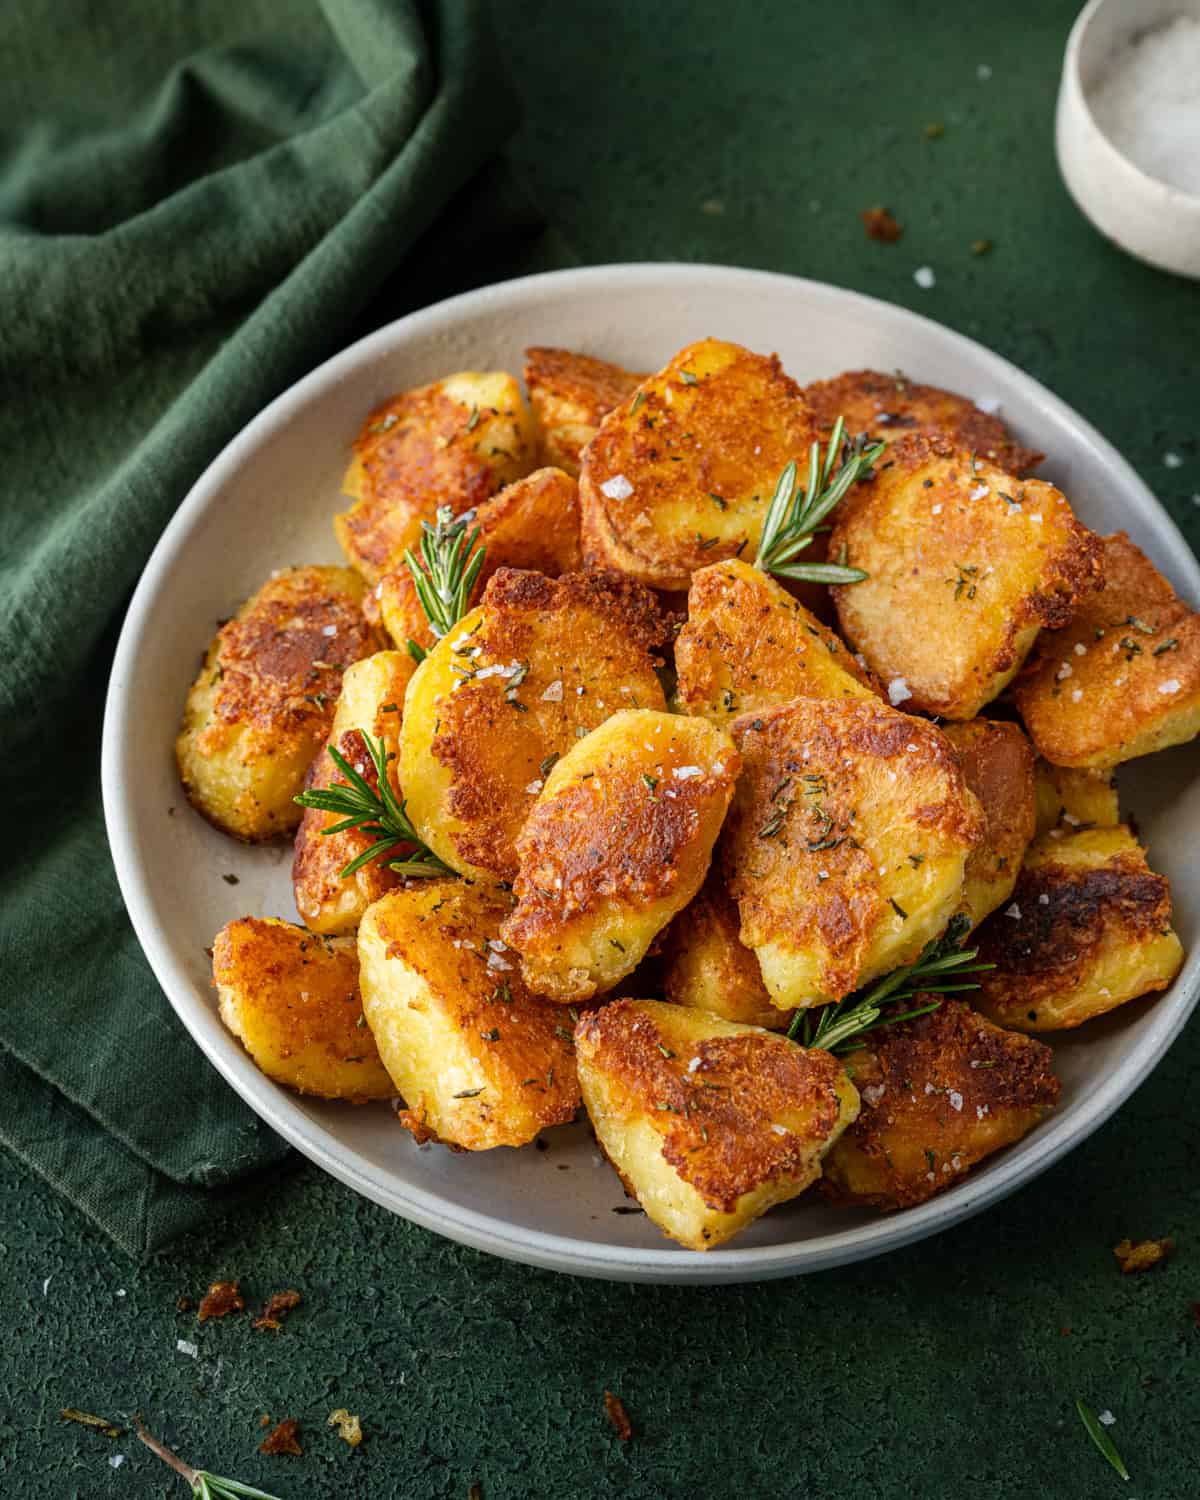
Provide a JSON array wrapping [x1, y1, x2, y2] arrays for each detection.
[[403, 505, 486, 663], [294, 732, 453, 881], [1075, 1401, 1130, 1483], [755, 417, 884, 582], [135, 1420, 284, 1499], [788, 913, 992, 1052]]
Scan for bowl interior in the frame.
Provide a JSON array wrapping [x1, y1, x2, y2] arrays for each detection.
[[103, 265, 1200, 1281]]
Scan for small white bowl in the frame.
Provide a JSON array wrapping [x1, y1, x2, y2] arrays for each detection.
[[1056, 0, 1200, 279]]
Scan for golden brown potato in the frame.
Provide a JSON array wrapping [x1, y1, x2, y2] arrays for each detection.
[[213, 917, 393, 1101], [575, 999, 858, 1250], [821, 1000, 1059, 1210], [805, 369, 1043, 474], [400, 568, 668, 883], [502, 710, 739, 1002], [660, 867, 783, 1029], [578, 337, 815, 590], [829, 435, 1102, 719], [357, 882, 580, 1149], [369, 467, 582, 653], [335, 371, 537, 583], [972, 826, 1184, 1031], [176, 566, 381, 841], [292, 651, 416, 935], [674, 558, 880, 723], [940, 719, 1037, 928], [1014, 531, 1200, 768], [524, 347, 645, 475], [723, 697, 984, 1009], [1034, 760, 1119, 836]]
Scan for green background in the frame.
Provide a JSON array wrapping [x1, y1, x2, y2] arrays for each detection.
[[6, 1, 1199, 1495]]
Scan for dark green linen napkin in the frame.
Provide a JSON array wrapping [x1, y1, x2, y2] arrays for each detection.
[[0, 0, 557, 1257]]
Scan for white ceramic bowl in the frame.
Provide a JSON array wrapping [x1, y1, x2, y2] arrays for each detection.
[[102, 264, 1200, 1283], [1056, 0, 1200, 278]]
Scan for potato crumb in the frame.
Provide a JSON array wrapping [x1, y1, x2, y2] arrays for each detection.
[[604, 1390, 633, 1442], [1113, 1236, 1175, 1273], [197, 1279, 245, 1321], [328, 1409, 363, 1448], [253, 1289, 302, 1332], [259, 1417, 303, 1456]]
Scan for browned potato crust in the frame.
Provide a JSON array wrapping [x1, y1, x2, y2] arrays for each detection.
[[821, 1000, 1059, 1210], [524, 348, 645, 475], [940, 719, 1037, 928], [674, 557, 880, 723], [660, 867, 783, 1029], [213, 917, 393, 1102], [400, 568, 668, 883], [579, 338, 815, 590], [830, 434, 1102, 718], [176, 566, 381, 842], [1014, 531, 1200, 768], [575, 999, 858, 1249], [292, 651, 415, 935], [336, 371, 536, 583], [369, 467, 582, 652], [972, 826, 1184, 1031], [805, 369, 1043, 474], [723, 697, 984, 1007], [1034, 760, 1119, 836], [357, 882, 580, 1149], [503, 710, 739, 1002]]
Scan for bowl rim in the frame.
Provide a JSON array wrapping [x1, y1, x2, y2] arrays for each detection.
[[101, 261, 1200, 1282]]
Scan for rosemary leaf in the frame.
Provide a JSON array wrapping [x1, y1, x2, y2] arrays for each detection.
[[404, 505, 486, 643], [1075, 1400, 1130, 1483]]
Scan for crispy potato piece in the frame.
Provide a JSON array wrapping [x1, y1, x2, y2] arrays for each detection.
[[213, 917, 392, 1101], [941, 720, 1036, 928], [357, 883, 579, 1149], [503, 710, 738, 1002], [821, 1000, 1059, 1210], [674, 558, 880, 723], [972, 826, 1184, 1031], [524, 348, 644, 475], [723, 697, 984, 1008], [829, 435, 1102, 719], [575, 999, 858, 1250], [335, 371, 537, 583], [177, 566, 380, 841], [400, 569, 668, 883], [1034, 760, 1119, 836], [292, 652, 415, 935], [579, 338, 815, 590], [370, 467, 582, 651], [660, 867, 783, 1029], [1014, 531, 1200, 767], [805, 369, 1043, 474]]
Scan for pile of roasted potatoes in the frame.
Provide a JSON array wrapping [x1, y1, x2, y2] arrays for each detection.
[[179, 337, 1197, 1250]]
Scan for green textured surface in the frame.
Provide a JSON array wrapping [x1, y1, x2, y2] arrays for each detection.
[[5, 0, 1200, 1495]]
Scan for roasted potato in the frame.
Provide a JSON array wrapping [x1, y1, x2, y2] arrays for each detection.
[[524, 347, 644, 475], [660, 867, 783, 1029], [578, 337, 815, 590], [723, 697, 984, 1009], [972, 825, 1184, 1031], [941, 719, 1037, 928], [213, 917, 392, 1101], [502, 710, 739, 1002], [1034, 760, 1119, 836], [400, 568, 668, 883], [575, 999, 858, 1250], [176, 566, 381, 841], [357, 882, 580, 1149], [674, 558, 879, 723], [1014, 531, 1200, 768], [335, 371, 537, 583], [292, 651, 415, 935], [805, 369, 1043, 474], [370, 467, 582, 653], [829, 434, 1102, 719], [821, 1000, 1059, 1211]]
